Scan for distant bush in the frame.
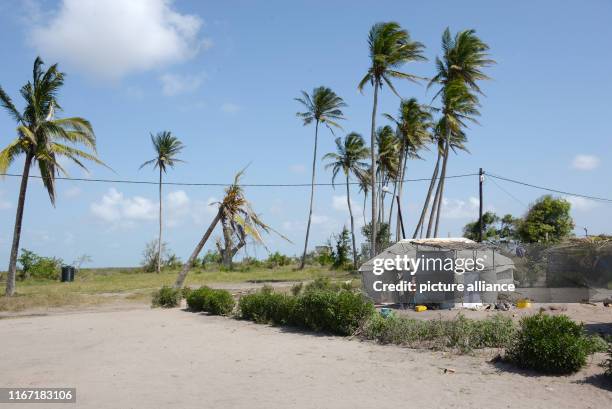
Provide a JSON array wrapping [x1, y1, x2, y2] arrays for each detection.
[[186, 286, 235, 315], [17, 249, 62, 281], [266, 252, 292, 268], [151, 286, 181, 308], [362, 313, 515, 353], [601, 345, 612, 378], [506, 314, 593, 374], [238, 286, 374, 336]]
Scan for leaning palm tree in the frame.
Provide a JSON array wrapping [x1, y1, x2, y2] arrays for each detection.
[[425, 28, 494, 237], [0, 57, 105, 296], [384, 98, 432, 239], [295, 86, 346, 269], [323, 132, 369, 270], [139, 131, 184, 273], [174, 169, 289, 288], [358, 22, 425, 257]]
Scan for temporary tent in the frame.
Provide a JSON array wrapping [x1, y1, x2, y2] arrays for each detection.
[[359, 238, 515, 307]]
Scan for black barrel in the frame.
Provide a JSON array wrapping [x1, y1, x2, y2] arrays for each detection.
[[69, 266, 75, 282], [61, 266, 71, 282]]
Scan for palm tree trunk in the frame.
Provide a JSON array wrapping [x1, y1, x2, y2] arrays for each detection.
[[416, 150, 440, 238], [433, 137, 451, 237], [157, 167, 163, 274], [221, 217, 234, 269], [369, 81, 379, 257], [6, 153, 33, 296], [346, 173, 358, 270], [362, 192, 367, 227], [393, 144, 407, 241], [299, 120, 320, 269], [174, 207, 222, 288]]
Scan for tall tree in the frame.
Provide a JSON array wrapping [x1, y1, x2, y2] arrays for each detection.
[[295, 86, 346, 269], [375, 125, 400, 224], [358, 22, 425, 257], [425, 28, 493, 237], [0, 57, 105, 296], [174, 170, 289, 288], [384, 98, 432, 240], [323, 132, 369, 270], [139, 131, 184, 273]]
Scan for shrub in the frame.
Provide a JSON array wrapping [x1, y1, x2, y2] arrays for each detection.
[[266, 252, 291, 268], [186, 286, 235, 315], [17, 249, 62, 280], [181, 286, 192, 300], [362, 314, 515, 352], [601, 345, 612, 377], [151, 286, 181, 308], [506, 314, 593, 374], [238, 287, 374, 336]]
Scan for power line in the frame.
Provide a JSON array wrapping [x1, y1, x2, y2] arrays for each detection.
[[488, 173, 612, 203], [486, 176, 528, 207], [0, 172, 478, 188]]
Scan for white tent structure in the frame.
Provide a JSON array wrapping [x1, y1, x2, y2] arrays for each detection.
[[359, 238, 515, 308]]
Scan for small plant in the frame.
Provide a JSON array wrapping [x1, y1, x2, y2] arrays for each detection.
[[266, 252, 291, 268], [290, 282, 303, 296], [601, 344, 612, 377], [151, 286, 181, 308], [506, 314, 593, 374], [186, 286, 235, 315], [331, 226, 352, 269]]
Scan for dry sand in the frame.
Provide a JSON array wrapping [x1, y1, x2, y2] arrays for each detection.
[[1, 307, 610, 409]]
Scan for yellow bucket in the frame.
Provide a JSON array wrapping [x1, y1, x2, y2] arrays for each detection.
[[516, 299, 531, 309], [415, 305, 427, 312]]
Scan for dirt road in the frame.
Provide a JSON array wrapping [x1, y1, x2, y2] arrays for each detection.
[[0, 308, 610, 409]]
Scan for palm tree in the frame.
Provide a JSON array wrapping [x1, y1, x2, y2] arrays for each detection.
[[425, 28, 493, 237], [375, 125, 400, 225], [384, 98, 432, 239], [0, 57, 105, 296], [323, 132, 369, 270], [139, 131, 184, 273], [358, 22, 425, 257], [174, 169, 289, 288], [295, 86, 346, 269]]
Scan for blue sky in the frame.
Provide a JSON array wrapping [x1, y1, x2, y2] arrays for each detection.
[[0, 0, 611, 267]]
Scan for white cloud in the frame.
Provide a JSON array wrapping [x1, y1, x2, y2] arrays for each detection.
[[220, 102, 241, 113], [332, 195, 362, 214], [159, 72, 206, 96], [90, 188, 156, 224], [29, 0, 205, 80], [572, 154, 600, 171], [0, 190, 11, 210], [90, 188, 219, 229], [565, 196, 599, 212], [311, 214, 331, 225], [64, 186, 81, 198], [440, 197, 489, 220], [289, 164, 306, 174]]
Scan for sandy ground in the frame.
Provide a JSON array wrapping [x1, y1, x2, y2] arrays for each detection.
[[0, 308, 610, 409]]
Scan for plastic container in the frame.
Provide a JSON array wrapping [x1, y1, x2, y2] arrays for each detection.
[[516, 299, 531, 309], [415, 305, 427, 312]]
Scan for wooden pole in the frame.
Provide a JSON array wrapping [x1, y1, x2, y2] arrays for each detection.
[[479, 168, 484, 242]]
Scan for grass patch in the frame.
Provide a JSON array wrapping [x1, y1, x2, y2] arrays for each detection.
[[362, 313, 516, 353], [1, 265, 346, 312]]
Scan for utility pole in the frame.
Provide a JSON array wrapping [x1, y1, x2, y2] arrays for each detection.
[[478, 168, 484, 242], [395, 195, 406, 240]]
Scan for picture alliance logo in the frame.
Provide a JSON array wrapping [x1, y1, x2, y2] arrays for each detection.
[[372, 255, 487, 275]]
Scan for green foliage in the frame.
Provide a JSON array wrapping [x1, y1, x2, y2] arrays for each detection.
[[361, 221, 391, 256], [363, 313, 515, 353], [17, 249, 62, 281], [201, 250, 222, 267], [165, 254, 182, 269], [331, 226, 352, 269], [517, 196, 574, 243], [238, 286, 374, 336], [506, 314, 593, 374], [186, 286, 235, 315], [151, 286, 181, 308], [266, 252, 292, 268], [601, 344, 612, 377]]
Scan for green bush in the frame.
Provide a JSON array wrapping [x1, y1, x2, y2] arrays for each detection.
[[238, 287, 374, 336], [506, 314, 593, 374], [151, 286, 181, 308], [17, 249, 62, 280], [362, 314, 515, 352], [186, 286, 235, 315], [601, 345, 612, 377]]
